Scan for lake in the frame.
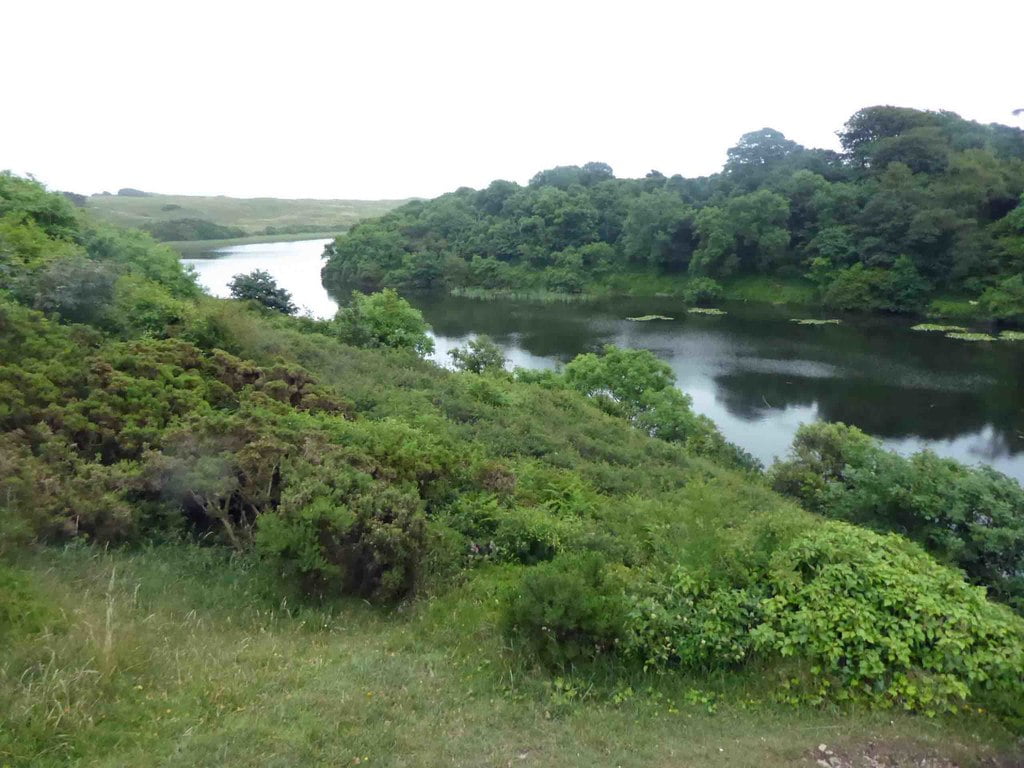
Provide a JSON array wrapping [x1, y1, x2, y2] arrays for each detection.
[[182, 239, 1024, 480]]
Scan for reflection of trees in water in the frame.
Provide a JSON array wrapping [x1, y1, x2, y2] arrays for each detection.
[[713, 370, 1024, 455], [371, 292, 1024, 464], [412, 295, 617, 360]]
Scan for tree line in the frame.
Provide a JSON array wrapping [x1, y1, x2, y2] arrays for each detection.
[[322, 106, 1024, 320]]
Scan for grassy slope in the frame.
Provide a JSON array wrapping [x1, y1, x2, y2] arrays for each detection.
[[85, 193, 408, 239], [2, 305, 1020, 766], [4, 545, 1018, 768]]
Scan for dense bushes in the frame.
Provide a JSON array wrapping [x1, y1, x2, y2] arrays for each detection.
[[562, 345, 759, 470], [333, 288, 434, 355], [505, 522, 1024, 716], [771, 422, 1024, 611]]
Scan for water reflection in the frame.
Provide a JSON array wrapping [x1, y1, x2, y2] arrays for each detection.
[[181, 238, 337, 318], [180, 239, 1024, 480], [409, 294, 1024, 477]]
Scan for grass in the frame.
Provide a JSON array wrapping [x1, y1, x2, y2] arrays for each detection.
[[625, 314, 674, 321], [2, 545, 1019, 767], [687, 307, 727, 316], [718, 275, 818, 305], [449, 287, 599, 303], [999, 330, 1024, 342], [927, 296, 983, 322], [167, 231, 343, 256], [85, 194, 407, 241], [596, 272, 818, 305], [790, 318, 842, 326]]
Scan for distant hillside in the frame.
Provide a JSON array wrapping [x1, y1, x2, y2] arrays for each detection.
[[86, 192, 409, 242]]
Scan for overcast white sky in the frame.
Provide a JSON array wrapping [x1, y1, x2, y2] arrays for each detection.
[[2, 0, 1021, 200]]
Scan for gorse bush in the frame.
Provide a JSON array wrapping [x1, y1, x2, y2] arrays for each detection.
[[259, 454, 426, 601], [503, 553, 627, 667]]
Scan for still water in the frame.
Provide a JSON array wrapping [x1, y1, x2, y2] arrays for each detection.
[[182, 239, 1024, 480]]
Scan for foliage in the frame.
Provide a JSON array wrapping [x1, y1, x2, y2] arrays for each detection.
[[0, 562, 60, 639], [978, 274, 1024, 325], [681, 276, 723, 306], [503, 553, 626, 667], [771, 422, 1024, 611], [257, 454, 426, 601], [333, 288, 435, 355], [228, 269, 297, 314], [448, 334, 506, 373], [320, 107, 1024, 315], [754, 523, 1024, 714]]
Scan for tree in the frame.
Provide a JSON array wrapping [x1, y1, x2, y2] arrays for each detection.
[[333, 288, 434, 356], [621, 190, 695, 270], [726, 128, 801, 169], [228, 270, 297, 314], [979, 274, 1024, 324], [449, 335, 506, 373]]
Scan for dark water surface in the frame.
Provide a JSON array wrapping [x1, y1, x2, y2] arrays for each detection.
[[182, 239, 1024, 480]]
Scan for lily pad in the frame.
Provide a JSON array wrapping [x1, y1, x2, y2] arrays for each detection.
[[944, 332, 997, 342], [687, 308, 726, 316], [790, 318, 841, 326], [626, 314, 674, 322], [998, 330, 1024, 341], [911, 323, 968, 333]]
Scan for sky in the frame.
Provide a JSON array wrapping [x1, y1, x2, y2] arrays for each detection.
[[2, 0, 1022, 200]]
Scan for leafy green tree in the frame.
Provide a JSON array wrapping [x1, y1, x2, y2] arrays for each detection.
[[333, 288, 434, 355], [726, 128, 802, 169], [228, 270, 297, 314], [621, 190, 695, 270], [448, 335, 506, 373], [979, 274, 1024, 324]]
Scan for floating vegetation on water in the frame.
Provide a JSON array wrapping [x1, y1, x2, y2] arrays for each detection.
[[687, 307, 726, 316], [998, 330, 1024, 341], [626, 314, 674, 322], [911, 323, 968, 333], [944, 332, 997, 342], [790, 318, 841, 326]]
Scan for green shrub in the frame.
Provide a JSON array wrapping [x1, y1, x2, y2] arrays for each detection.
[[503, 553, 626, 668], [622, 567, 761, 671], [257, 455, 426, 602], [772, 422, 1024, 611], [333, 289, 434, 356], [819, 256, 930, 313], [753, 523, 1024, 714], [978, 274, 1024, 325], [228, 270, 297, 315], [682, 277, 723, 306], [448, 335, 506, 373], [0, 563, 60, 639]]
